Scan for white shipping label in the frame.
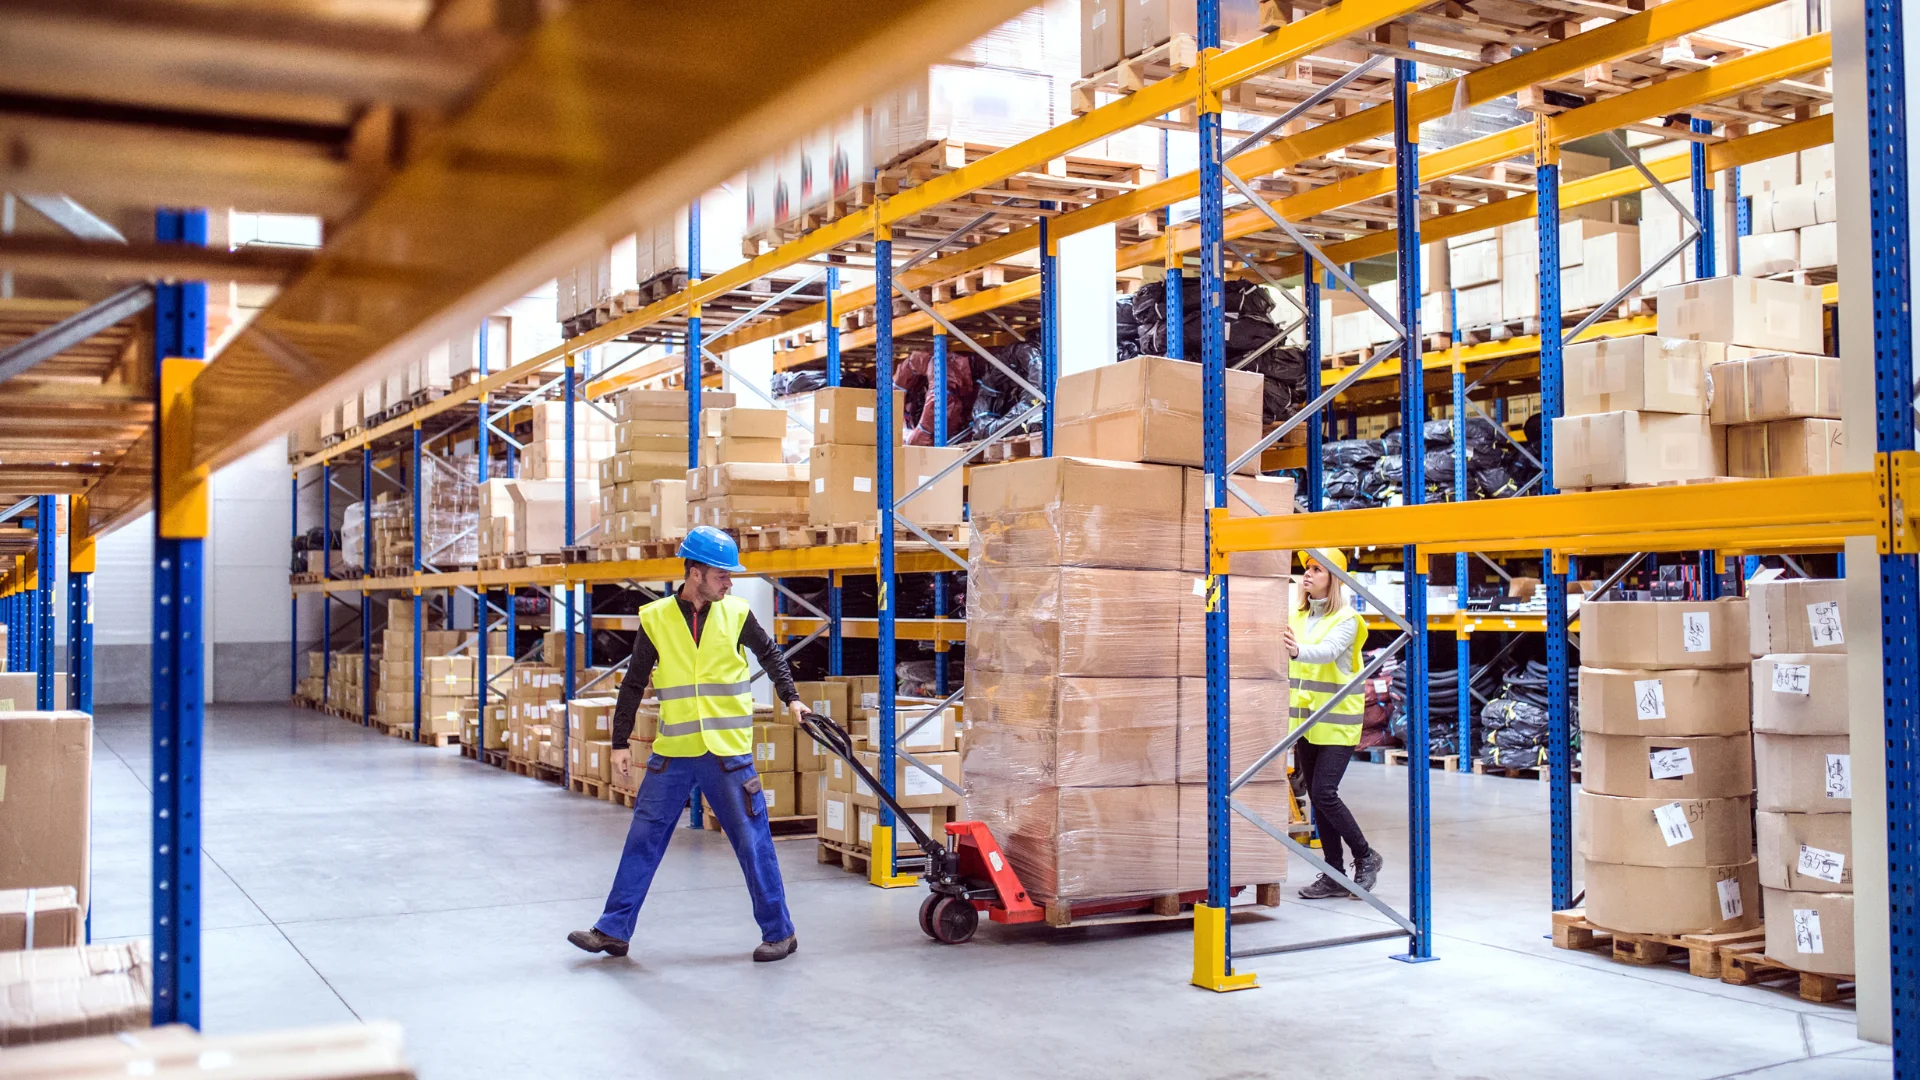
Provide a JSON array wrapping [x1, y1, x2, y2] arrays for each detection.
[[1192, 577, 1208, 597], [1772, 663, 1812, 695], [1826, 754, 1853, 799], [814, 478, 825, 493], [918, 475, 933, 487], [1793, 908, 1825, 954], [811, 699, 831, 718], [904, 766, 947, 797], [817, 408, 829, 424], [1649, 747, 1695, 780], [1634, 679, 1668, 721], [855, 773, 872, 797], [825, 800, 845, 831], [765, 788, 779, 812], [831, 758, 844, 780], [853, 476, 872, 493], [858, 814, 873, 844], [861, 692, 879, 710], [589, 750, 600, 768], [1807, 601, 1844, 646], [1681, 611, 1713, 652], [1716, 877, 1745, 920], [756, 744, 771, 763], [1652, 802, 1694, 846], [1798, 844, 1846, 885], [856, 406, 875, 423]]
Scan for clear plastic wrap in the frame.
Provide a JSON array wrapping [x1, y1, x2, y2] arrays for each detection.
[[340, 501, 365, 571], [420, 453, 480, 567], [967, 457, 1185, 570], [1178, 469, 1295, 576], [965, 566, 1184, 677], [1051, 356, 1264, 472], [1173, 677, 1289, 785], [961, 782, 1180, 903], [1174, 781, 1291, 890], [961, 671, 1178, 787], [1177, 575, 1290, 679]]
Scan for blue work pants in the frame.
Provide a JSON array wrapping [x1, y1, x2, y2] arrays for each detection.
[[593, 752, 794, 944]]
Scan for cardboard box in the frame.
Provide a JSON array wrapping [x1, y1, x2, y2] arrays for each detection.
[[1737, 230, 1800, 276], [1725, 419, 1845, 478], [760, 771, 796, 816], [1080, 0, 1123, 75], [1758, 810, 1853, 891], [690, 494, 809, 529], [616, 388, 733, 423], [845, 751, 962, 808], [963, 671, 1178, 787], [1180, 470, 1294, 576], [1752, 654, 1849, 735], [1053, 356, 1264, 473], [963, 783, 1179, 902], [1177, 574, 1290, 679], [0, 887, 81, 951], [966, 566, 1186, 678], [1582, 732, 1754, 799], [969, 456, 1185, 571], [799, 770, 823, 817], [811, 387, 905, 445], [820, 787, 856, 844], [1578, 599, 1752, 669], [700, 407, 786, 441], [1563, 338, 1719, 416], [1577, 666, 1751, 737], [782, 680, 851, 726], [1762, 887, 1854, 976], [803, 443, 873, 525], [1578, 792, 1754, 868], [1584, 859, 1760, 934], [0, 711, 91, 910], [1448, 237, 1501, 289], [699, 435, 784, 466], [506, 479, 598, 554], [569, 740, 612, 782], [1174, 677, 1288, 785], [1124, 0, 1263, 56], [688, 462, 808, 500], [856, 804, 951, 852], [894, 445, 968, 526], [856, 704, 959, 754], [753, 722, 796, 773], [1754, 732, 1852, 814], [1656, 277, 1825, 354], [837, 675, 883, 713], [1708, 353, 1842, 425], [649, 479, 688, 540], [1175, 781, 1291, 889], [1749, 578, 1847, 656], [569, 698, 616, 742], [1800, 221, 1837, 270], [1551, 411, 1717, 489]]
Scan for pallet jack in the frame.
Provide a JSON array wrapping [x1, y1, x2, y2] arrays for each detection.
[[795, 709, 1042, 944]]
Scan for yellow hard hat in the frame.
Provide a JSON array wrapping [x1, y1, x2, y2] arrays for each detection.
[[1300, 548, 1349, 573]]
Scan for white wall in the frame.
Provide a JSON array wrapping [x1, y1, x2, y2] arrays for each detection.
[[1058, 222, 1118, 376]]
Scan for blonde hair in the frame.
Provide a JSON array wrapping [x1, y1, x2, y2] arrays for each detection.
[[1297, 565, 1344, 614]]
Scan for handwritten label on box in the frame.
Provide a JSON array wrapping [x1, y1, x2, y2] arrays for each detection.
[[1797, 844, 1846, 885], [1793, 908, 1824, 954], [1635, 679, 1667, 721], [1649, 747, 1695, 780], [1681, 611, 1713, 652], [1826, 754, 1852, 800], [1653, 802, 1693, 846], [1806, 600, 1844, 647], [1716, 878, 1744, 920], [1771, 663, 1811, 695]]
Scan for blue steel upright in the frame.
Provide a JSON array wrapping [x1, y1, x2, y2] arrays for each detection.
[[1867, 0, 1919, 1068], [932, 330, 950, 697], [35, 494, 56, 708], [1391, 60, 1434, 962], [685, 200, 703, 827], [1537, 141, 1575, 912], [411, 423, 424, 741], [875, 231, 901, 869], [1304, 271, 1323, 512], [476, 322, 491, 751], [563, 351, 577, 781], [825, 266, 843, 677], [321, 463, 332, 708], [289, 474, 299, 697], [67, 497, 93, 714], [151, 206, 208, 1027], [361, 450, 373, 727], [1165, 263, 1185, 360], [1690, 117, 1716, 279], [1197, 0, 1233, 951], [1040, 218, 1059, 456]]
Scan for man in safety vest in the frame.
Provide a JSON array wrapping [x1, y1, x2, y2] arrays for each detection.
[[1286, 548, 1382, 901], [568, 526, 815, 962]]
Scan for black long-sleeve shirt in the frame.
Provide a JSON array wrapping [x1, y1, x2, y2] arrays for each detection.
[[610, 592, 799, 749]]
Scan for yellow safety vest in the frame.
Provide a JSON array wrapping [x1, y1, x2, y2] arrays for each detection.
[[640, 594, 756, 757], [1289, 602, 1366, 747]]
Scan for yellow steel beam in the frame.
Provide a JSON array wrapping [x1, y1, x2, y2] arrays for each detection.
[[1322, 315, 1657, 390], [774, 274, 1042, 366], [1213, 472, 1880, 560], [775, 615, 965, 644]]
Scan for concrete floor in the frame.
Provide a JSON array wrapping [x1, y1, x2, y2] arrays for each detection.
[[87, 703, 1887, 1079]]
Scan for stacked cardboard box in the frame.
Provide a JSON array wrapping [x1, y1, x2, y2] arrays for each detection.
[[0, 1020, 417, 1078], [0, 887, 81, 951], [816, 690, 961, 852], [1750, 578, 1854, 977], [960, 456, 1288, 903], [594, 390, 732, 549], [296, 650, 326, 704], [0, 711, 90, 914], [506, 665, 564, 764], [1552, 337, 1721, 489], [519, 402, 613, 481], [0, 941, 149, 1046], [783, 680, 849, 818], [1739, 147, 1837, 276], [364, 457, 480, 570], [1655, 277, 1839, 480], [807, 388, 964, 526], [326, 653, 376, 718], [1052, 355, 1265, 474], [566, 697, 617, 786], [1577, 599, 1758, 934], [687, 462, 810, 532]]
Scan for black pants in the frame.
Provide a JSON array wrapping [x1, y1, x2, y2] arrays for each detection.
[[1294, 741, 1370, 875]]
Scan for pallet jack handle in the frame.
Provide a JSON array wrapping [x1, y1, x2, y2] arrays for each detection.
[[793, 710, 949, 861]]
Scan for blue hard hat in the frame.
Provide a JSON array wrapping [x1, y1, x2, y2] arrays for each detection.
[[677, 525, 747, 572]]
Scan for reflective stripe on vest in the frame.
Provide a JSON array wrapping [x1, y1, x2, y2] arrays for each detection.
[[640, 594, 757, 757], [1289, 603, 1366, 748]]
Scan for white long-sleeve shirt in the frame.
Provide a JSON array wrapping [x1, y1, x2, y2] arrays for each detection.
[[1293, 597, 1361, 677]]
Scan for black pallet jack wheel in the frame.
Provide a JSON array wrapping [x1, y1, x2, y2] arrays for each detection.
[[918, 893, 941, 940], [930, 896, 978, 944]]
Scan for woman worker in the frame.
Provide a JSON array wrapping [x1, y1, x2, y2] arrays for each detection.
[[1285, 548, 1384, 900]]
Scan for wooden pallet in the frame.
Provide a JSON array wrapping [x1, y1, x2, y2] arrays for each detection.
[[979, 432, 1045, 463], [1552, 908, 1765, 979], [1071, 35, 1202, 115], [533, 762, 565, 785], [606, 785, 637, 809], [480, 747, 509, 770], [1561, 476, 1755, 494], [569, 775, 610, 801], [1719, 940, 1855, 1003], [505, 757, 540, 777], [504, 552, 567, 568], [1471, 759, 1583, 784], [1378, 749, 1460, 772]]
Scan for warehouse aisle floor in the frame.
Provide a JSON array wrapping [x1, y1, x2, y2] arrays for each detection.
[[88, 704, 1885, 1079]]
